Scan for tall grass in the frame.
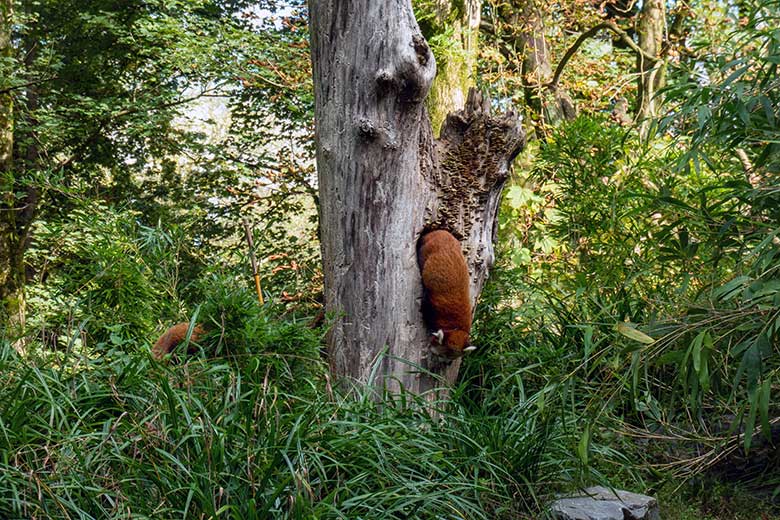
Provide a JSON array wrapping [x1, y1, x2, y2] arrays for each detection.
[[0, 317, 582, 519]]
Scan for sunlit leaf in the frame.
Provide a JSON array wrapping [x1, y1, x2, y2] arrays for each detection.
[[616, 322, 655, 345]]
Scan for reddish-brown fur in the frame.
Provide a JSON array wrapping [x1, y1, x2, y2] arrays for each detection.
[[417, 230, 473, 358], [151, 322, 205, 361]]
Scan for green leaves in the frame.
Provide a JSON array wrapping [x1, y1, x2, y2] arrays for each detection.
[[26, 202, 162, 346], [505, 185, 542, 210], [713, 275, 752, 302], [616, 322, 655, 345], [743, 376, 772, 453], [0, 332, 569, 519], [577, 424, 591, 467], [690, 330, 712, 394], [661, 4, 780, 170]]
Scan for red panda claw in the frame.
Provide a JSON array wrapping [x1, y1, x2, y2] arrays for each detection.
[[464, 345, 477, 352], [432, 329, 444, 344]]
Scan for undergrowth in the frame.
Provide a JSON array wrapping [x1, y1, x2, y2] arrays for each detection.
[[0, 313, 587, 519]]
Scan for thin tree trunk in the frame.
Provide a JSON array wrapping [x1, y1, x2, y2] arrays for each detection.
[[636, 0, 665, 136], [0, 0, 24, 338], [309, 1, 524, 397], [503, 1, 576, 131]]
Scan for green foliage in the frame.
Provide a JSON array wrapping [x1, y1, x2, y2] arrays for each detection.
[[502, 115, 712, 304], [3, 0, 322, 335], [4, 0, 780, 517], [201, 0, 321, 311], [25, 202, 167, 350], [658, 479, 779, 519], [485, 26, 780, 484], [12, 0, 246, 178], [3, 0, 323, 327], [193, 275, 322, 386], [0, 339, 578, 519], [414, 0, 464, 40], [627, 2, 780, 457], [661, 1, 780, 172]]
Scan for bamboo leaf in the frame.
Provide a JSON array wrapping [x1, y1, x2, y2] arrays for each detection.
[[577, 425, 591, 467], [760, 377, 771, 441], [744, 386, 760, 453], [692, 331, 705, 373], [712, 275, 751, 302], [616, 322, 655, 345]]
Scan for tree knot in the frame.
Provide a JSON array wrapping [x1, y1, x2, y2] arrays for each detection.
[[411, 34, 430, 66]]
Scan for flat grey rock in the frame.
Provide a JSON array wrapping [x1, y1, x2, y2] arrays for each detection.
[[550, 486, 660, 520]]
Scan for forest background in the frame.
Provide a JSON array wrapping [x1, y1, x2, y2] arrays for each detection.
[[0, 0, 779, 518]]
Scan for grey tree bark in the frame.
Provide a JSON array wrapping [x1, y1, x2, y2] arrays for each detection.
[[309, 1, 525, 396]]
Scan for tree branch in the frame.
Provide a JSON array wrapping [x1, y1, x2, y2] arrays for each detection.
[[0, 76, 58, 96], [599, 0, 639, 17], [549, 21, 656, 87]]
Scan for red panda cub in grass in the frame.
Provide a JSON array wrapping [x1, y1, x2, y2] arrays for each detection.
[[417, 229, 476, 359], [151, 322, 205, 361]]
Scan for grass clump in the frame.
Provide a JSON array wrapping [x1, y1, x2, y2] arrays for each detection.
[[0, 319, 582, 519]]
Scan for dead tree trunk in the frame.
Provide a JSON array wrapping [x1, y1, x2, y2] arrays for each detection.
[[309, 1, 525, 396]]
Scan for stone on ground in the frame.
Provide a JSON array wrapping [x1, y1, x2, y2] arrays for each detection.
[[550, 486, 660, 520]]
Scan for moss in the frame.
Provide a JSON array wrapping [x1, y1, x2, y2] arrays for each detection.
[[426, 27, 478, 135], [414, 0, 478, 134]]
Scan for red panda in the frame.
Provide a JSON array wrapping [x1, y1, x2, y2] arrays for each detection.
[[151, 322, 205, 361], [417, 229, 476, 359]]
